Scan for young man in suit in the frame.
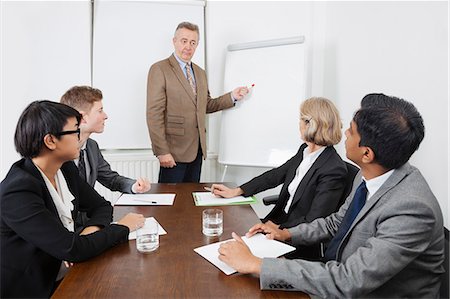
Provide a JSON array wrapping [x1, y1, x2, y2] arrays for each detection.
[[147, 21, 249, 183], [218, 93, 445, 298], [61, 86, 151, 194]]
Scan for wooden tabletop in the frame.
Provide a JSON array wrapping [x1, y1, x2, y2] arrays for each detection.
[[52, 183, 308, 298]]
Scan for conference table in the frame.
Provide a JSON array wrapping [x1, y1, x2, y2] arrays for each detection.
[[52, 183, 309, 298]]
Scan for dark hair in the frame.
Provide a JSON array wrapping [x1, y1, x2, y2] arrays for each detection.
[[14, 100, 81, 158], [360, 93, 397, 109], [353, 94, 425, 170]]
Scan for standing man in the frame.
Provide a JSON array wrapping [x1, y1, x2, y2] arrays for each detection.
[[218, 94, 444, 298], [147, 21, 249, 183]]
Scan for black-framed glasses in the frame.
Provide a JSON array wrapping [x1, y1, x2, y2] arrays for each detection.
[[53, 129, 80, 140]]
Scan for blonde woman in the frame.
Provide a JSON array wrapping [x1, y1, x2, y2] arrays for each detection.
[[212, 97, 349, 260]]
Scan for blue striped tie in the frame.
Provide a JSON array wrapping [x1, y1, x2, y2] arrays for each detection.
[[324, 181, 368, 261]]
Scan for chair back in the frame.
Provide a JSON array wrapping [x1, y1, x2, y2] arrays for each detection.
[[337, 162, 360, 209]]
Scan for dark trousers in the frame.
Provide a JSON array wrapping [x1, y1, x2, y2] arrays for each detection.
[[158, 147, 203, 183]]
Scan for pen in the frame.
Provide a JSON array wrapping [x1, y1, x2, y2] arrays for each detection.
[[133, 199, 158, 204], [204, 186, 213, 192]]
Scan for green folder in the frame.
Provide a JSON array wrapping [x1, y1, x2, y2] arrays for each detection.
[[192, 192, 257, 206]]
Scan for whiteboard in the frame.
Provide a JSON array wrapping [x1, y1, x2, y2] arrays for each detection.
[[219, 37, 306, 167], [92, 1, 205, 149]]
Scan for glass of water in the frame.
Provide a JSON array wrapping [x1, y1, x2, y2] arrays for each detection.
[[136, 218, 159, 253], [202, 209, 223, 236]]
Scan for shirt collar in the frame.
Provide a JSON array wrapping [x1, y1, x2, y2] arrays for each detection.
[[303, 146, 326, 162], [363, 169, 395, 201], [174, 52, 190, 69]]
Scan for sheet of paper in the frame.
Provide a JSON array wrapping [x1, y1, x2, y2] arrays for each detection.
[[114, 193, 175, 206], [193, 233, 295, 275], [193, 192, 256, 206], [128, 217, 167, 240]]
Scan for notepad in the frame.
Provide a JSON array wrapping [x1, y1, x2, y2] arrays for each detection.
[[115, 193, 175, 206], [194, 233, 295, 275], [192, 192, 256, 206], [128, 217, 167, 240]]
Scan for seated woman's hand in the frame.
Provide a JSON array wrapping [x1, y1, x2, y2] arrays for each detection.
[[246, 220, 291, 241], [117, 213, 145, 232], [210, 184, 243, 198]]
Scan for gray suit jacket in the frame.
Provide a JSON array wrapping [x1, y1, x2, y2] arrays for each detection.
[[260, 163, 444, 298], [85, 138, 135, 193], [147, 54, 234, 162]]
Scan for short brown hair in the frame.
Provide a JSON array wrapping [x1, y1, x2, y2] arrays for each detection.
[[300, 97, 342, 146], [174, 21, 199, 36], [60, 86, 102, 112]]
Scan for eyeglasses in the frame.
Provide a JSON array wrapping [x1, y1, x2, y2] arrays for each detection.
[[53, 129, 80, 140]]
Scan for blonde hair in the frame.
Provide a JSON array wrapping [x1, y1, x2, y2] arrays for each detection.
[[300, 97, 342, 146], [60, 86, 103, 112]]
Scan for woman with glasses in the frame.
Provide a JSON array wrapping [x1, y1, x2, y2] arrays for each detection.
[[211, 97, 351, 260], [0, 100, 145, 298]]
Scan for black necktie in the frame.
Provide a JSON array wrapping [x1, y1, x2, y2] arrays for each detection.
[[324, 181, 368, 262], [78, 149, 87, 181]]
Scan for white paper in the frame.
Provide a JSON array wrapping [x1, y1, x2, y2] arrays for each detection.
[[128, 217, 167, 240], [115, 193, 175, 206], [193, 192, 255, 206], [193, 233, 295, 275]]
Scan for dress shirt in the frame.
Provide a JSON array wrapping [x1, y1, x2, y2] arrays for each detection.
[[363, 169, 395, 201], [173, 53, 237, 103], [34, 163, 75, 281], [174, 53, 196, 84], [75, 142, 91, 183], [284, 146, 326, 213]]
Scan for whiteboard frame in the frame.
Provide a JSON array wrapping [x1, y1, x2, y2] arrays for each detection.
[[219, 36, 306, 168]]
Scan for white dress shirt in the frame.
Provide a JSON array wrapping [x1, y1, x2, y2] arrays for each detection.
[[34, 163, 75, 281], [363, 169, 395, 201], [284, 146, 326, 213]]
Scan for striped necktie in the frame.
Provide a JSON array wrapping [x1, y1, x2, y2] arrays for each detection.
[[324, 181, 368, 261], [185, 63, 197, 96], [78, 149, 87, 181]]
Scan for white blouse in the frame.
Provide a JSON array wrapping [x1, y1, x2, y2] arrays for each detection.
[[34, 163, 75, 281], [284, 146, 326, 214]]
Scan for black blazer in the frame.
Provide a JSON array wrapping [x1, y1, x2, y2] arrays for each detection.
[[241, 144, 347, 229], [0, 158, 129, 298]]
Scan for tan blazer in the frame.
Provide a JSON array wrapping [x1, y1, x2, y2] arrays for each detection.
[[147, 54, 234, 163]]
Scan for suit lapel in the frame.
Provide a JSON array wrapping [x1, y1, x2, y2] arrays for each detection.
[[337, 164, 411, 257], [288, 146, 333, 211], [351, 165, 409, 226], [192, 62, 205, 106], [279, 144, 308, 202], [23, 158, 60, 216], [168, 54, 197, 106], [85, 139, 95, 186]]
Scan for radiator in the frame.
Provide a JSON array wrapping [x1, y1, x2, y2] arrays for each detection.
[[94, 149, 219, 202]]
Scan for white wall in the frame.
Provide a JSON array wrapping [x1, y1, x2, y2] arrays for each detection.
[[1, 1, 448, 226], [0, 1, 91, 178], [205, 1, 448, 226]]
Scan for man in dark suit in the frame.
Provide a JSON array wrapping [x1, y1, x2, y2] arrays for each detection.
[[61, 86, 151, 194], [218, 94, 444, 298], [147, 21, 249, 183]]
